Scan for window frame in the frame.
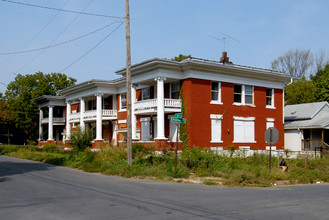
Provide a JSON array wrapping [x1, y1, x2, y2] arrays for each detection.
[[120, 93, 126, 110], [170, 82, 180, 99], [233, 84, 254, 106], [141, 87, 151, 101], [210, 82, 222, 104], [266, 88, 275, 108]]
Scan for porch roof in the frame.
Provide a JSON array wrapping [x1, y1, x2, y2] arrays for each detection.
[[284, 102, 329, 129]]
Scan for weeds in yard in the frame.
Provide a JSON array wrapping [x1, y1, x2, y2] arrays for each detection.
[[1, 145, 329, 187]]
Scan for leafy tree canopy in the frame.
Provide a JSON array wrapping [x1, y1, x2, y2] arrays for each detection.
[[284, 77, 316, 105], [172, 54, 192, 62], [5, 72, 76, 142], [311, 64, 329, 102]]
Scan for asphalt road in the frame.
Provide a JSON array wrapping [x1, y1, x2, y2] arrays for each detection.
[[1, 155, 329, 220]]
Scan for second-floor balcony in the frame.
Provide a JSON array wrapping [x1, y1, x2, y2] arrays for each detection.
[[69, 109, 117, 122], [134, 98, 181, 114]]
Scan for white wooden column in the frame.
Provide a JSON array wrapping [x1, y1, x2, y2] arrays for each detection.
[[131, 85, 137, 140], [48, 105, 54, 141], [79, 97, 85, 130], [155, 76, 166, 140], [96, 93, 103, 140], [39, 108, 43, 141], [66, 101, 71, 140]]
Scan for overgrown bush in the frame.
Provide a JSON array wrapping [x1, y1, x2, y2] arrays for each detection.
[[42, 143, 59, 151], [69, 127, 93, 152]]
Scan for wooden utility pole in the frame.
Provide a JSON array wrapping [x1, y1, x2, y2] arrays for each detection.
[[125, 0, 132, 165]]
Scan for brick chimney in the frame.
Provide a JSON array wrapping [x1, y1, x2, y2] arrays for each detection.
[[220, 51, 233, 64]]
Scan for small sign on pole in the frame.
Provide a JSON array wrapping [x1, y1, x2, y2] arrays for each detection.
[[265, 127, 279, 173], [171, 117, 186, 124], [172, 113, 186, 177], [175, 113, 183, 118]]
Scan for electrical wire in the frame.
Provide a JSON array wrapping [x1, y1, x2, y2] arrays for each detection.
[[15, 0, 93, 72], [0, 0, 124, 19], [60, 21, 124, 72], [0, 21, 120, 55]]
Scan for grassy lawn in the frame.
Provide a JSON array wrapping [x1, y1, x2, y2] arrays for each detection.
[[1, 144, 328, 187]]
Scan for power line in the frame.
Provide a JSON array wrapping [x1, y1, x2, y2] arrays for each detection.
[[0, 21, 120, 55], [15, 0, 93, 72], [0, 81, 7, 86], [60, 21, 124, 72], [0, 0, 124, 19]]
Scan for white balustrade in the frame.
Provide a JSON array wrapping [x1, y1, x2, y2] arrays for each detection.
[[164, 99, 181, 107], [69, 112, 81, 121], [41, 117, 65, 124], [134, 98, 181, 111], [102, 109, 117, 117], [134, 99, 157, 110]]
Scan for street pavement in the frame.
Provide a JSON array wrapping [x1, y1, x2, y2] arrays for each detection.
[[0, 155, 329, 220]]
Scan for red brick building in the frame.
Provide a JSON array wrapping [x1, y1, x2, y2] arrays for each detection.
[[35, 55, 290, 151]]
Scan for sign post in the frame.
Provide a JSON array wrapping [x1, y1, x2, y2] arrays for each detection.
[[171, 113, 185, 177], [265, 127, 279, 173]]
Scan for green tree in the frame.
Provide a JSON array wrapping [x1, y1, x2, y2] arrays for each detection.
[[5, 72, 76, 143], [0, 97, 14, 144], [311, 65, 329, 102], [284, 77, 316, 105], [172, 54, 192, 62]]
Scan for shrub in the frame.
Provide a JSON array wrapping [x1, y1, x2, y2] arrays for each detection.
[[69, 127, 93, 152], [42, 143, 59, 151], [132, 143, 154, 159]]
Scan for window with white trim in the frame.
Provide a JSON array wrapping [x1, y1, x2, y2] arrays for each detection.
[[266, 119, 274, 129], [141, 87, 150, 100], [234, 117, 255, 142], [266, 88, 274, 107], [120, 93, 126, 110], [211, 82, 221, 103], [170, 82, 180, 99], [210, 114, 222, 143], [234, 84, 254, 105]]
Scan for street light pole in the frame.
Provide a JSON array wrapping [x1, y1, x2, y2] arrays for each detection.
[[125, 0, 132, 165]]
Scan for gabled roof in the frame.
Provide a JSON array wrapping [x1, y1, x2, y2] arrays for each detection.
[[284, 102, 329, 129]]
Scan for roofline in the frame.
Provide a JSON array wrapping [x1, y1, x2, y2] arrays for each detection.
[[59, 78, 125, 96], [115, 57, 292, 83], [31, 95, 65, 103]]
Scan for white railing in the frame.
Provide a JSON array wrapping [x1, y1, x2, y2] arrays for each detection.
[[83, 110, 97, 120], [102, 109, 117, 117], [42, 117, 65, 124], [134, 98, 181, 111], [81, 110, 118, 120], [164, 98, 181, 108], [134, 99, 157, 111], [69, 112, 80, 122]]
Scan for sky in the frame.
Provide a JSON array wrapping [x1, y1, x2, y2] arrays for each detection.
[[1, 0, 329, 94]]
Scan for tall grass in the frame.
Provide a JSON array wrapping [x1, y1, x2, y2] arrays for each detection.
[[1, 145, 329, 187]]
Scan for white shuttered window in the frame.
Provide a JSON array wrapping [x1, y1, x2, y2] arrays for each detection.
[[233, 117, 255, 142], [210, 114, 223, 143]]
